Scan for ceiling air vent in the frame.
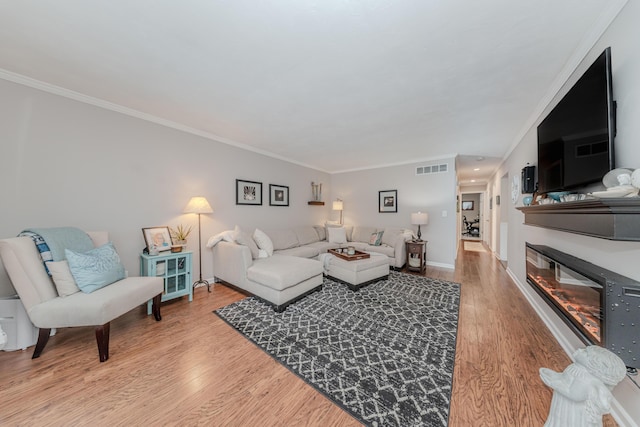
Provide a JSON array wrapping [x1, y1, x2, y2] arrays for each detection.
[[416, 163, 448, 175]]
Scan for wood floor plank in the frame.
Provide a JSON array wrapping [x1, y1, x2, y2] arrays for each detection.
[[0, 242, 619, 426]]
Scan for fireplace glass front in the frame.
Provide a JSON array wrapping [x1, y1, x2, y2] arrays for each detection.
[[526, 246, 602, 345]]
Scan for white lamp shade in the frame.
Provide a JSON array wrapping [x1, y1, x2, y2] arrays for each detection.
[[183, 196, 213, 214], [411, 212, 428, 225], [332, 200, 343, 211]]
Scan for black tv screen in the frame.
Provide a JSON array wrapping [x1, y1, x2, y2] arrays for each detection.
[[537, 47, 615, 193]]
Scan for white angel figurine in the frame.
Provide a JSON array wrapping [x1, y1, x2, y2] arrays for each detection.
[[540, 346, 627, 427]]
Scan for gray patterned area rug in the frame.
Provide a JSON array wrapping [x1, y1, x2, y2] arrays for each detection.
[[215, 271, 460, 426]]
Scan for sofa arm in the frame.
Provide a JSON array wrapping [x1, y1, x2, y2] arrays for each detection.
[[393, 234, 411, 268], [211, 241, 253, 285]]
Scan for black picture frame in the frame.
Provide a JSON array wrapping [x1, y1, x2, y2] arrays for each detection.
[[236, 179, 263, 205], [462, 201, 474, 211], [378, 190, 397, 213], [269, 184, 289, 206]]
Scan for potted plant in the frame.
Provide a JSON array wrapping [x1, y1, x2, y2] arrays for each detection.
[[170, 224, 192, 247]]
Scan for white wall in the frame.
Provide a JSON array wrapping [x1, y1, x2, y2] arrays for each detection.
[[331, 159, 457, 268], [494, 1, 640, 423], [0, 79, 331, 297]]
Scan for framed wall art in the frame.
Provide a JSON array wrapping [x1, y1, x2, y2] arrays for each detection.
[[269, 184, 289, 206], [236, 179, 263, 205], [462, 201, 474, 211], [142, 226, 172, 252], [378, 190, 397, 213]]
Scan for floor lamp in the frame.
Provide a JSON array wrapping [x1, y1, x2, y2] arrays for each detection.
[[184, 196, 213, 292]]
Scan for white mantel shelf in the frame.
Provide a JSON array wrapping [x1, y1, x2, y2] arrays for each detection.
[[516, 198, 640, 241]]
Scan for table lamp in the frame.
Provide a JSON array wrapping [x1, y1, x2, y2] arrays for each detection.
[[411, 212, 428, 241], [333, 199, 344, 225]]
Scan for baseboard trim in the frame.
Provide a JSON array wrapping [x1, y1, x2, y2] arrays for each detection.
[[426, 261, 454, 270]]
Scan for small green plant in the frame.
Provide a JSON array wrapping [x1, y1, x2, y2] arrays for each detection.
[[170, 224, 192, 243]]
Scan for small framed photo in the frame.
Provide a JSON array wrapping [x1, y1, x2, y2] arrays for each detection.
[[379, 190, 398, 213], [236, 179, 263, 205], [269, 184, 289, 206], [462, 201, 474, 211], [142, 226, 172, 252]]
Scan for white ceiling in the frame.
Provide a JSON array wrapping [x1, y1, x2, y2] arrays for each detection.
[[0, 1, 625, 184]]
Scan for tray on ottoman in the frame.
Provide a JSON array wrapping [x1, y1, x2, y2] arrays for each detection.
[[327, 249, 370, 261]]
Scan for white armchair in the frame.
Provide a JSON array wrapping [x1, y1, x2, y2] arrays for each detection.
[[0, 231, 163, 362]]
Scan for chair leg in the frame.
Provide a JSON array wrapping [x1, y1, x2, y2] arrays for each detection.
[[152, 294, 162, 321], [95, 323, 110, 362], [32, 328, 51, 359]]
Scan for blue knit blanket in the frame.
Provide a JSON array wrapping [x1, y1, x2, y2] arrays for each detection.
[[19, 227, 94, 274]]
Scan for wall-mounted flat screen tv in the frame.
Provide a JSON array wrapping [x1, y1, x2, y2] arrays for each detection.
[[537, 47, 615, 194]]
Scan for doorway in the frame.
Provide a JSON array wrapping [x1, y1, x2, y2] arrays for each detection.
[[461, 193, 481, 240]]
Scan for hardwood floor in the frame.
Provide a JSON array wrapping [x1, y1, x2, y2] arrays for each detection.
[[0, 243, 617, 426]]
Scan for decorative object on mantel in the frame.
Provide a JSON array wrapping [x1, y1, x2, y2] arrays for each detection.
[[411, 211, 428, 241], [521, 164, 536, 193], [589, 167, 639, 198], [183, 196, 213, 292], [378, 189, 397, 213], [539, 346, 627, 427], [332, 199, 343, 224]]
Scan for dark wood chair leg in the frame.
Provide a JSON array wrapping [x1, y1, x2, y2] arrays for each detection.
[[95, 323, 110, 362], [32, 328, 51, 359], [152, 294, 162, 321]]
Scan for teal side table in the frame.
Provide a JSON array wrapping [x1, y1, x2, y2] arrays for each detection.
[[140, 250, 193, 315]]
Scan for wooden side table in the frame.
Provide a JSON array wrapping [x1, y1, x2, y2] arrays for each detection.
[[406, 240, 427, 274]]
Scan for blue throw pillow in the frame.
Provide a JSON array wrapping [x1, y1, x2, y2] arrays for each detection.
[[66, 243, 125, 293]]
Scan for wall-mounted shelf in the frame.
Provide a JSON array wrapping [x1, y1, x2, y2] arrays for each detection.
[[308, 201, 325, 206], [516, 198, 640, 241]]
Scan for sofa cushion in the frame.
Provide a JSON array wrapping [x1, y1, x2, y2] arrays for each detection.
[[313, 225, 326, 241], [369, 231, 384, 246], [305, 241, 341, 253], [247, 255, 323, 291], [233, 226, 260, 259], [48, 260, 80, 297], [275, 246, 320, 258], [28, 276, 163, 328], [265, 229, 299, 250], [65, 243, 126, 293], [352, 226, 377, 243], [349, 242, 395, 257], [327, 227, 347, 244], [253, 228, 274, 256], [294, 227, 319, 246], [381, 227, 404, 247]]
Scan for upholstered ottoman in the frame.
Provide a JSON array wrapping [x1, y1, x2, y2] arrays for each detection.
[[325, 252, 389, 290], [246, 255, 323, 311]]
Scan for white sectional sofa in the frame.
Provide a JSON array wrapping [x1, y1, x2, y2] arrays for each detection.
[[209, 225, 412, 311], [263, 225, 411, 268]]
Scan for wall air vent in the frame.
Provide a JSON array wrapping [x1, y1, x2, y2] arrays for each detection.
[[416, 163, 448, 175]]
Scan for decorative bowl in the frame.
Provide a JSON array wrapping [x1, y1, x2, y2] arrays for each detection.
[[546, 191, 570, 201]]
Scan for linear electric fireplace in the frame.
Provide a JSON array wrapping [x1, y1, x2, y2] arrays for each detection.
[[525, 243, 640, 370]]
